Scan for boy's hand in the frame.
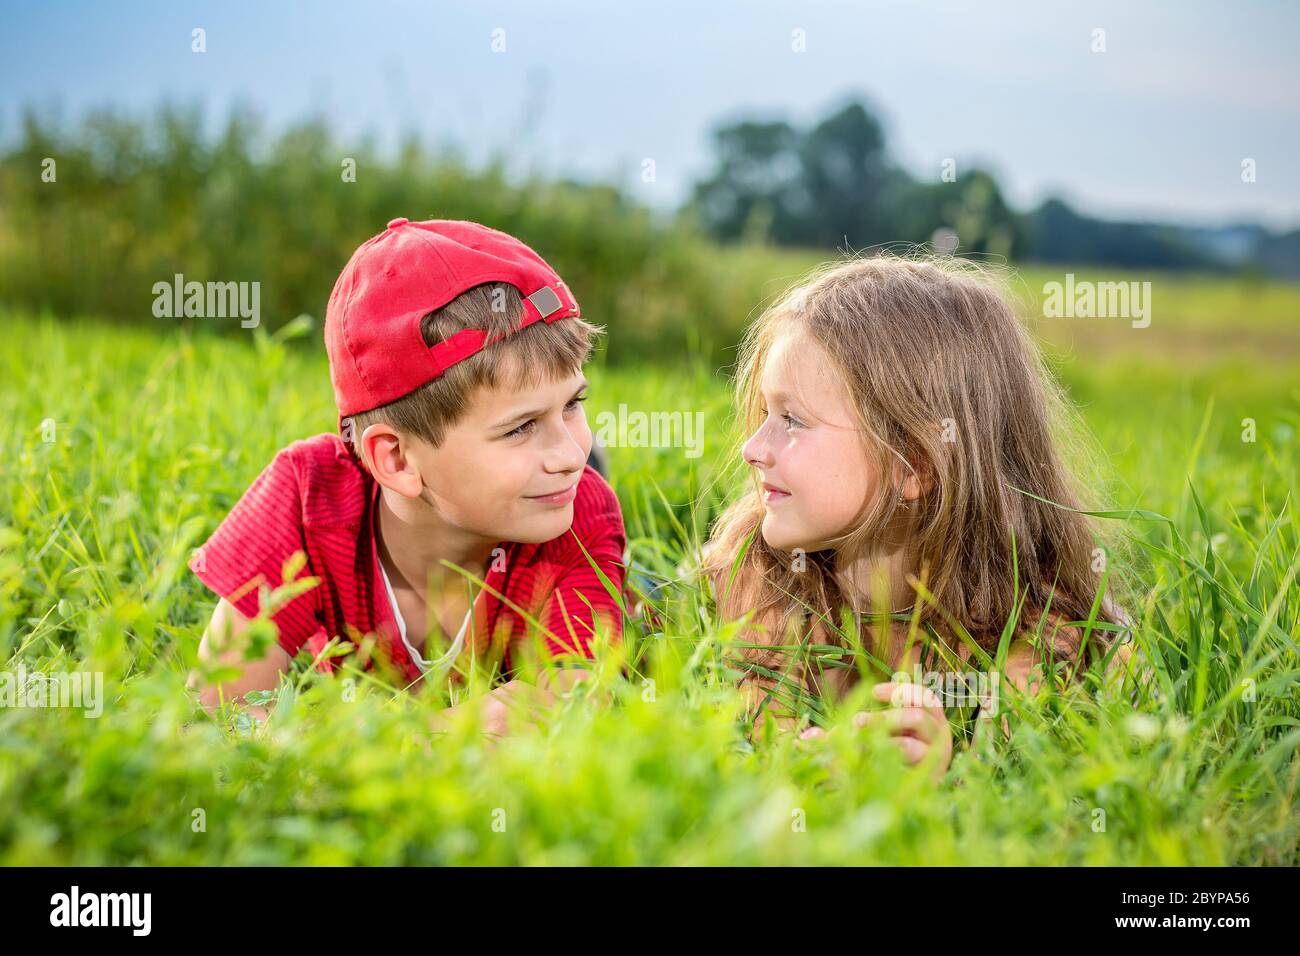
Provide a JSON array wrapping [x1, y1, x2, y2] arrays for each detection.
[[428, 679, 556, 742], [534, 666, 593, 697], [799, 681, 953, 782], [425, 668, 593, 745]]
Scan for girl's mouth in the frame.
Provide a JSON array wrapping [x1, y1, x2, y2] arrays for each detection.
[[762, 482, 791, 502]]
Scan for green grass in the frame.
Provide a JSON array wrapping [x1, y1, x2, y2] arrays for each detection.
[[0, 291, 1297, 865]]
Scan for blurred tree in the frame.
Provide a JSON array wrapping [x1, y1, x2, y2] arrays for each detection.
[[796, 103, 901, 248], [0, 104, 769, 363], [889, 169, 1029, 259], [1025, 198, 1223, 271], [690, 102, 907, 249], [689, 119, 802, 244], [687, 97, 1271, 274]]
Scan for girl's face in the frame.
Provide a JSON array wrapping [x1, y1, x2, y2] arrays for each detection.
[[741, 327, 878, 552]]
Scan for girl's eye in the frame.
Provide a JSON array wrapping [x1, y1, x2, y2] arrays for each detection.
[[565, 393, 589, 411], [781, 412, 804, 429], [759, 406, 802, 429]]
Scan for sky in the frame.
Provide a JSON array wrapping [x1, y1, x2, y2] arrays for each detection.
[[3, 0, 1297, 230]]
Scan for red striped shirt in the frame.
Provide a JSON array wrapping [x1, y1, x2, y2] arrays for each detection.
[[188, 433, 626, 688]]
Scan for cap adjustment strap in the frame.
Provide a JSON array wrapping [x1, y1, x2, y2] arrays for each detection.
[[426, 282, 578, 377]]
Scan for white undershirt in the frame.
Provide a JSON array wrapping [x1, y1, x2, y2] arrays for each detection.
[[378, 555, 472, 674]]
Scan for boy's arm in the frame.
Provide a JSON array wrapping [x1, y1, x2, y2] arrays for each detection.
[[433, 550, 622, 740], [451, 569, 614, 738], [189, 597, 554, 735], [186, 598, 293, 723]]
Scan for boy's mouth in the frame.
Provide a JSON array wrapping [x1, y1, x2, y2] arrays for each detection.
[[525, 481, 579, 506]]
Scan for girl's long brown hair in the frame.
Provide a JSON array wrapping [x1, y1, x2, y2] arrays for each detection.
[[703, 252, 1129, 714]]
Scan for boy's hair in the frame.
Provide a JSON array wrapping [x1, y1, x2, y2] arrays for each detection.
[[703, 251, 1131, 707], [346, 282, 602, 468]]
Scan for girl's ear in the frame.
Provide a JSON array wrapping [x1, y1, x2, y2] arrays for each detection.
[[898, 449, 936, 503]]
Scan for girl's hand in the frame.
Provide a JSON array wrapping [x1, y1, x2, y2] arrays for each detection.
[[851, 681, 953, 782]]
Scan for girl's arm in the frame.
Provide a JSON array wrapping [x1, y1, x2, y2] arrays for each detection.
[[985, 633, 1138, 741], [742, 672, 809, 736]]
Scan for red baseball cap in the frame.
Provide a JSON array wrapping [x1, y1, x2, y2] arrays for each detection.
[[324, 217, 581, 429]]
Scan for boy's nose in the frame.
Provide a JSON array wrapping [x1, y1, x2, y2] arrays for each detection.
[[547, 425, 589, 473]]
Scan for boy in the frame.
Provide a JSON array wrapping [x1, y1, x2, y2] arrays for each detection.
[[185, 218, 626, 735]]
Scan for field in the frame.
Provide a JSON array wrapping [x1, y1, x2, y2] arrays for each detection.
[[0, 263, 1297, 865]]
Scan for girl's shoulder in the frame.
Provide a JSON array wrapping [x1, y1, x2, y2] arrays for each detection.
[[990, 603, 1136, 683]]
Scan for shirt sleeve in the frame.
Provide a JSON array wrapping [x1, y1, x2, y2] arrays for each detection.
[[540, 477, 627, 661], [188, 446, 323, 658]]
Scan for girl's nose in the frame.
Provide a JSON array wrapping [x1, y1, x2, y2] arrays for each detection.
[[742, 427, 771, 469]]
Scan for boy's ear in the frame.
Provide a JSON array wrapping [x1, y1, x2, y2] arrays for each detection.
[[360, 422, 424, 498]]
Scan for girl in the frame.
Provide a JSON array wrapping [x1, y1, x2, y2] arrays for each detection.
[[703, 252, 1134, 774]]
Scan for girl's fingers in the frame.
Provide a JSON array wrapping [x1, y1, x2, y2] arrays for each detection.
[[874, 681, 946, 720], [853, 707, 934, 742], [856, 712, 944, 768], [894, 734, 928, 765], [859, 684, 956, 780], [799, 726, 828, 740]]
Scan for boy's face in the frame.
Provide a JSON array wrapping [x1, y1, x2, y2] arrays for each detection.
[[404, 366, 593, 546]]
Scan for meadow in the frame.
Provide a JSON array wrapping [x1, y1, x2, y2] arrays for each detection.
[[0, 262, 1297, 865]]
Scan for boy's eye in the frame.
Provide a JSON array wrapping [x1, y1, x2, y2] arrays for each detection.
[[504, 394, 586, 438]]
